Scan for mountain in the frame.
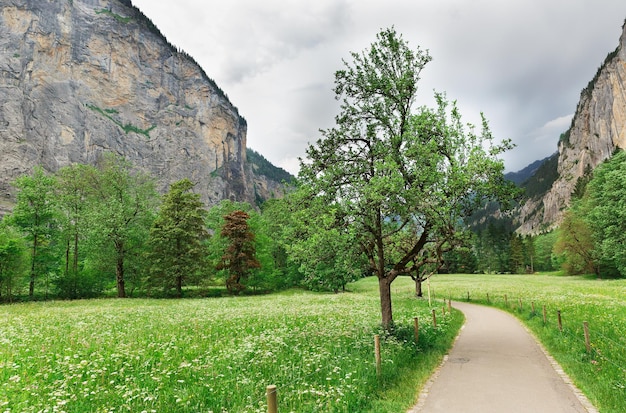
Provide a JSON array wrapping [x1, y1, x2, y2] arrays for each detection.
[[515, 19, 626, 234], [505, 154, 556, 185], [0, 0, 290, 215]]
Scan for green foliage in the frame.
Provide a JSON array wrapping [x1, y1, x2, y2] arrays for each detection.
[[95, 8, 132, 23], [246, 148, 294, 184], [473, 221, 513, 273], [554, 203, 599, 276], [299, 27, 517, 328], [553, 150, 626, 278], [10, 166, 58, 298], [84, 153, 158, 297], [85, 104, 156, 138], [0, 222, 28, 302], [521, 152, 559, 200], [278, 188, 363, 292], [509, 235, 525, 273], [206, 200, 292, 292], [571, 164, 593, 200], [585, 150, 626, 276], [53, 163, 104, 299], [533, 231, 558, 272], [258, 199, 305, 289], [146, 179, 208, 297]]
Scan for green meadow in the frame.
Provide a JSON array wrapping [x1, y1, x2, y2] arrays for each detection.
[[0, 278, 462, 413], [2, 274, 625, 412]]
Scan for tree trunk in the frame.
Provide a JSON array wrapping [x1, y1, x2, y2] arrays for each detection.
[[116, 244, 126, 298], [29, 233, 38, 298], [415, 277, 423, 297], [378, 276, 393, 330], [176, 275, 183, 298], [73, 232, 79, 275]]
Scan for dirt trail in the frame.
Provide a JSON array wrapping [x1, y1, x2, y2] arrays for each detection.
[[408, 301, 597, 413]]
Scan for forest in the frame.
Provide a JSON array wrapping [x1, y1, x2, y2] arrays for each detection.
[[1, 146, 623, 304]]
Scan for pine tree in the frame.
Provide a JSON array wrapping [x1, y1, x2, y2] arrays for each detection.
[[217, 210, 260, 294], [147, 179, 208, 297]]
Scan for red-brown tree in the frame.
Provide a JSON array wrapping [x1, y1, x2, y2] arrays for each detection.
[[217, 210, 260, 294]]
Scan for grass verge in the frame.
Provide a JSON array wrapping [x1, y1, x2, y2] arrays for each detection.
[[428, 273, 626, 413]]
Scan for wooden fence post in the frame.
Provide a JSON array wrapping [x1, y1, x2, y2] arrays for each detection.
[[414, 317, 419, 343], [267, 385, 277, 413], [542, 305, 547, 325], [583, 321, 591, 353], [467, 291, 470, 301], [448, 299, 452, 313], [504, 294, 508, 307], [486, 292, 490, 304], [557, 310, 563, 332], [518, 298, 523, 312], [374, 335, 381, 376], [432, 309, 437, 329], [531, 301, 536, 314]]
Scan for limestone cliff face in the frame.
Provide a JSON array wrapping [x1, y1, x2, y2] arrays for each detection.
[[0, 0, 279, 213], [517, 20, 626, 234]]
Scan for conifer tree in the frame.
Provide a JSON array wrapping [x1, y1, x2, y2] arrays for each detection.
[[217, 210, 260, 294], [147, 179, 208, 297]]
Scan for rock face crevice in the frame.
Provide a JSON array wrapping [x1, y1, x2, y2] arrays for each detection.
[[517, 20, 626, 234], [0, 0, 277, 213]]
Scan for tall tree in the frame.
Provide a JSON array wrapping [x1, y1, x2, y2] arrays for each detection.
[[0, 222, 28, 302], [509, 235, 525, 273], [281, 189, 363, 292], [216, 210, 260, 294], [54, 163, 96, 298], [147, 179, 208, 297], [585, 150, 626, 277], [299, 28, 517, 329], [554, 206, 599, 276], [85, 153, 158, 298], [11, 166, 57, 298]]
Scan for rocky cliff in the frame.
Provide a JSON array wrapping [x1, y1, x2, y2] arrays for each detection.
[[517, 19, 626, 234], [0, 0, 286, 214]]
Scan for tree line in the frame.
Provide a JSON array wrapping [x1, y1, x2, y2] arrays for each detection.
[[0, 154, 298, 302]]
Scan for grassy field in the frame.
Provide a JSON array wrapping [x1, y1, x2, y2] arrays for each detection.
[[0, 278, 463, 413], [428, 273, 626, 413]]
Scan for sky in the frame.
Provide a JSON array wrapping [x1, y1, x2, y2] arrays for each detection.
[[130, 0, 626, 175]]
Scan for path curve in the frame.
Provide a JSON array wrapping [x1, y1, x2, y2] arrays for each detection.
[[408, 301, 598, 413]]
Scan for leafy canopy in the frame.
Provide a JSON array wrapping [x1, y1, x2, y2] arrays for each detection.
[[298, 27, 517, 328]]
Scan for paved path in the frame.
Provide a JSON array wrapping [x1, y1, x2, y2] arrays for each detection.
[[409, 301, 597, 413]]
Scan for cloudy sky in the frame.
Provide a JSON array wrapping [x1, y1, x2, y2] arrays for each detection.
[[131, 0, 626, 174]]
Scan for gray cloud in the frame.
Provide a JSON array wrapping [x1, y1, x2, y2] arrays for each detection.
[[132, 0, 626, 174]]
